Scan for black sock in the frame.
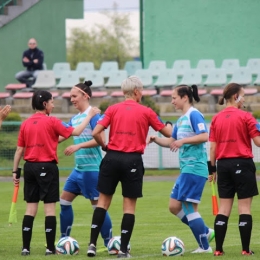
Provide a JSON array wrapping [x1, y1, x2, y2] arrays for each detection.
[[239, 214, 252, 252], [120, 214, 135, 253], [22, 215, 34, 250], [214, 214, 229, 252], [45, 216, 57, 252], [89, 207, 107, 246]]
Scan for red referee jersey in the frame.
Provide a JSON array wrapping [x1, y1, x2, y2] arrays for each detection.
[[98, 100, 165, 153], [17, 113, 74, 163], [209, 107, 260, 159]]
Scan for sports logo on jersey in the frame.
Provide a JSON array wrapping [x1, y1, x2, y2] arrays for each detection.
[[198, 123, 205, 131]]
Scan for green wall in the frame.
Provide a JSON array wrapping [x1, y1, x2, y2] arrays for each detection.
[[0, 0, 83, 91], [142, 0, 260, 68]]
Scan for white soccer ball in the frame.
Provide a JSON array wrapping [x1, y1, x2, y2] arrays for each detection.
[[161, 236, 185, 256], [56, 236, 80, 255], [107, 236, 131, 255]]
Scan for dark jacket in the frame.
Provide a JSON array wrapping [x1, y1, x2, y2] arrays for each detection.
[[22, 47, 44, 71]]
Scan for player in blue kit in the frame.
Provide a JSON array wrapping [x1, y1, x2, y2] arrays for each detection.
[[59, 81, 112, 250], [148, 84, 214, 253]]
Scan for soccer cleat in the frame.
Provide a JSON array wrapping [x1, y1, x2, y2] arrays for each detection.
[[191, 246, 213, 253], [45, 249, 56, 255], [21, 249, 30, 256], [87, 243, 96, 257], [207, 228, 215, 243], [117, 250, 131, 258], [214, 250, 224, 256], [241, 250, 254, 255]]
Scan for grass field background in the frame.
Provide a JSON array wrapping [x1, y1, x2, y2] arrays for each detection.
[[1, 178, 260, 259]]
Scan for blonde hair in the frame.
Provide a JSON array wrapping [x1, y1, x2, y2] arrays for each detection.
[[121, 76, 143, 98]]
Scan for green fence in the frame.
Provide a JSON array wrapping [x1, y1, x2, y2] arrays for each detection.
[[1, 122, 260, 175]]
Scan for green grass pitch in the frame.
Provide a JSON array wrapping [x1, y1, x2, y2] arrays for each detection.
[[0, 179, 260, 259]]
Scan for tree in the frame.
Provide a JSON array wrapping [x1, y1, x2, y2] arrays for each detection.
[[67, 4, 138, 69]]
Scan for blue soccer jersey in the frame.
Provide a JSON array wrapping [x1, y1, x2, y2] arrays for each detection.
[[68, 106, 102, 172], [172, 107, 208, 177]]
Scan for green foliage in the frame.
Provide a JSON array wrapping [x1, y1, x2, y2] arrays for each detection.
[[67, 4, 138, 70], [141, 96, 160, 116], [5, 112, 22, 121], [99, 100, 111, 114], [1, 112, 22, 132], [252, 110, 260, 119]]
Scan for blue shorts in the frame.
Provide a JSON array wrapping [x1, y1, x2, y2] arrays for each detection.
[[63, 169, 99, 200], [170, 173, 207, 203]]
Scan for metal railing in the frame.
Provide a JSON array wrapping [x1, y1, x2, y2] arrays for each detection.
[[0, 0, 17, 15]]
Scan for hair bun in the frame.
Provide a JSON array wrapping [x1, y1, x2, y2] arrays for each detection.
[[84, 80, 92, 87]]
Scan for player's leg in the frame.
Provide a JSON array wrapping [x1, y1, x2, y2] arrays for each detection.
[[21, 203, 38, 255], [170, 174, 213, 243], [214, 159, 234, 255], [236, 158, 258, 255], [21, 161, 40, 255], [82, 170, 112, 247], [88, 193, 113, 256], [91, 201, 112, 247], [41, 162, 60, 255], [44, 203, 57, 255], [60, 169, 80, 237], [87, 151, 121, 257], [60, 191, 77, 237], [118, 152, 144, 257], [175, 173, 211, 253]]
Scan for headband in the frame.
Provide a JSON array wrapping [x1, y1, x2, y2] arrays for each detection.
[[73, 86, 90, 99]]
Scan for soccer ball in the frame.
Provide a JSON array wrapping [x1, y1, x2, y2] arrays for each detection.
[[161, 236, 185, 256], [56, 236, 80, 255], [107, 236, 131, 255]]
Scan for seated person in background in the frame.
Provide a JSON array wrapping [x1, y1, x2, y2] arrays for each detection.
[[15, 38, 44, 88]]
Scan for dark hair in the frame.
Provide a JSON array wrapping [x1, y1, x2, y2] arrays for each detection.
[[75, 80, 93, 98], [174, 84, 200, 103], [32, 90, 52, 110], [218, 83, 242, 105]]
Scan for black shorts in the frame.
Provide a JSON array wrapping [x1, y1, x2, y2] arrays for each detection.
[[97, 150, 144, 198], [23, 161, 59, 203], [217, 158, 258, 199]]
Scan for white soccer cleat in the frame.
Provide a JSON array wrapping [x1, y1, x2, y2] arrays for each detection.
[[191, 246, 213, 253]]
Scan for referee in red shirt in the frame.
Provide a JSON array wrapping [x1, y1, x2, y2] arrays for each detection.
[[87, 76, 172, 258], [209, 83, 260, 256], [12, 90, 100, 256]]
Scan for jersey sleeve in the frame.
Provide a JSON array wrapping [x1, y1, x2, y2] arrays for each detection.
[[148, 108, 165, 131], [90, 114, 101, 130], [98, 108, 111, 128], [246, 113, 260, 138], [53, 118, 74, 138], [172, 124, 178, 139], [190, 111, 208, 134]]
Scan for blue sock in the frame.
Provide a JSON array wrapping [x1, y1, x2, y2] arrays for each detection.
[[100, 211, 112, 247], [187, 212, 209, 249], [176, 209, 189, 225], [176, 209, 209, 234], [60, 204, 73, 237]]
